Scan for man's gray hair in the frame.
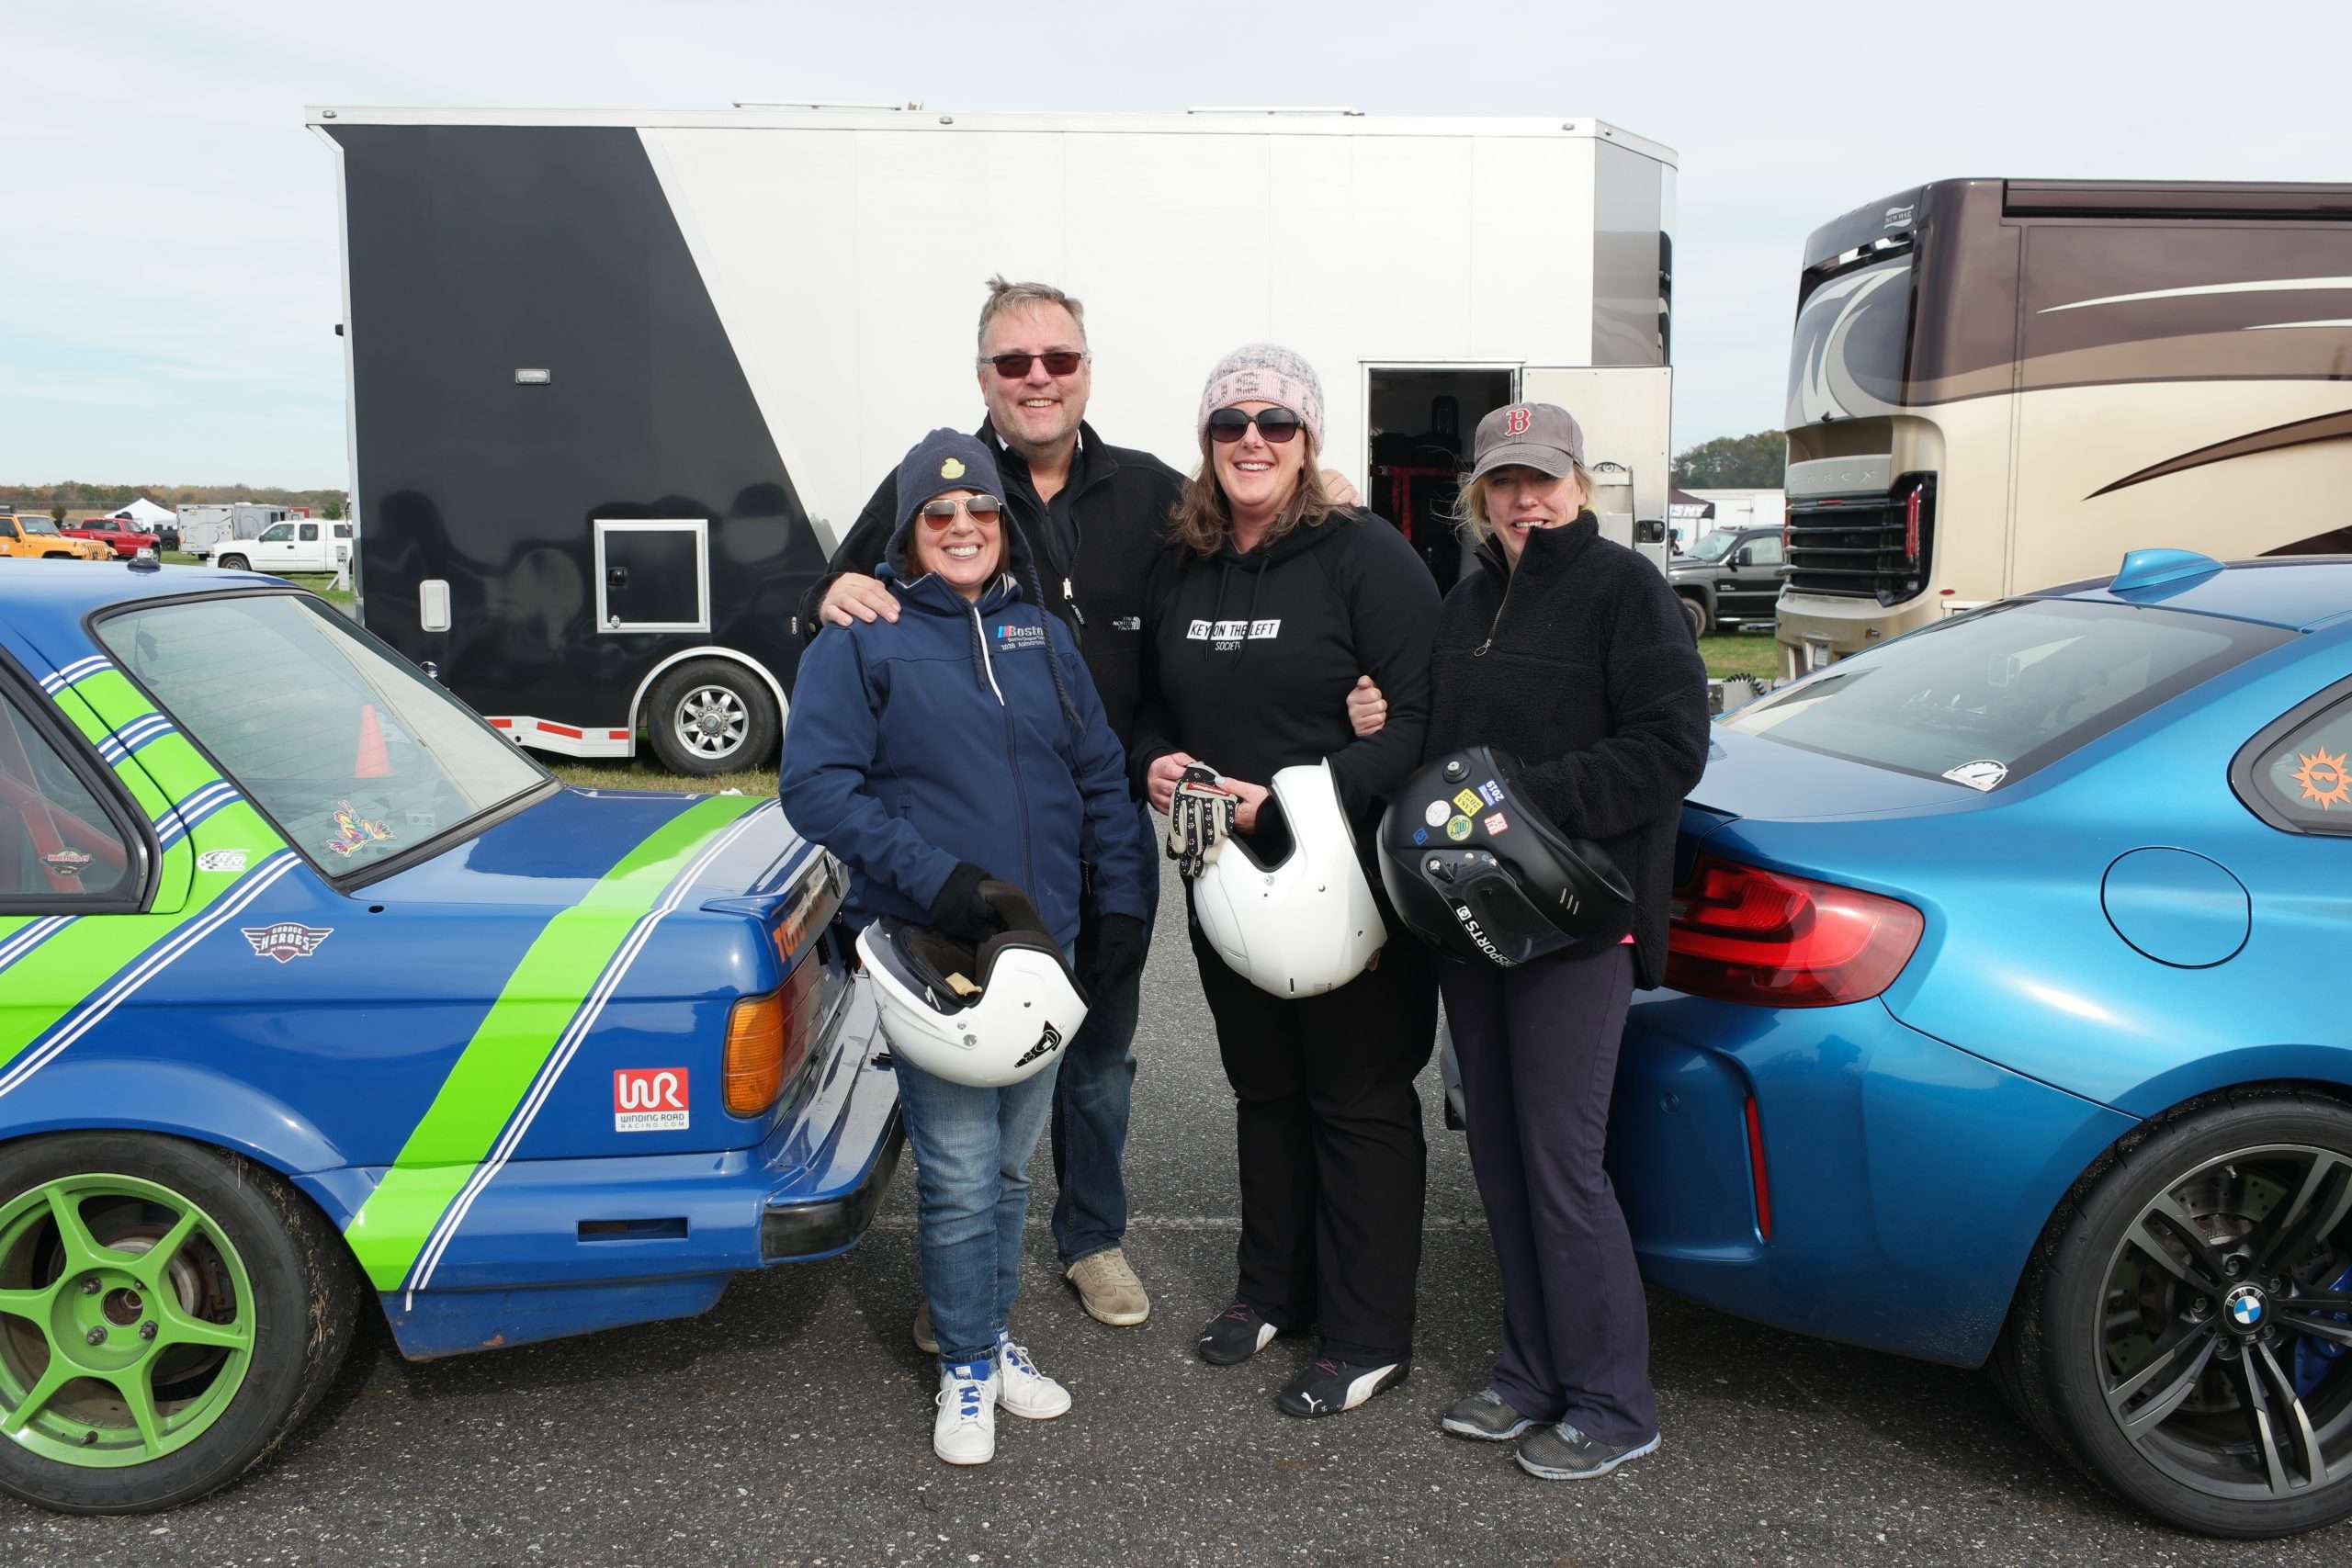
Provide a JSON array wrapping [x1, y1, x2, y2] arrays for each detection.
[[976, 275, 1088, 354]]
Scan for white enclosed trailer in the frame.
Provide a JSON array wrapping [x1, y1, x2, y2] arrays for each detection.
[[309, 105, 1676, 764]]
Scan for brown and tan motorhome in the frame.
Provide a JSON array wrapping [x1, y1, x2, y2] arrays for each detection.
[[1776, 178, 2352, 675]]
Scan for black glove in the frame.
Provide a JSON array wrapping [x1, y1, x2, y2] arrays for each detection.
[[1081, 913, 1148, 999], [928, 862, 998, 943]]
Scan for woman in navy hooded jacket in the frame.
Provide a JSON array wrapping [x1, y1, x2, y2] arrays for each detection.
[[778, 429, 1151, 1468]]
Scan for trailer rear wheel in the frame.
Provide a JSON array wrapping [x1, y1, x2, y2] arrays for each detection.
[[645, 660, 778, 776]]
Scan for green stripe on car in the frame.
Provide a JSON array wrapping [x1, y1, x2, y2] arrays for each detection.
[[344, 794, 762, 1292]]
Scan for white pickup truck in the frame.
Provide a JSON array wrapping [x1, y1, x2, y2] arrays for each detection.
[[207, 519, 354, 575]]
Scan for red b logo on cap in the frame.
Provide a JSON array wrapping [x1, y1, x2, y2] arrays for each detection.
[[1504, 407, 1532, 436]]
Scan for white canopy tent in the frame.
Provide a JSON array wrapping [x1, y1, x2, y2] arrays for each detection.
[[100, 497, 176, 529]]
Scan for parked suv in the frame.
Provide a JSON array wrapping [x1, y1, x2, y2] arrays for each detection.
[[1669, 525, 1785, 638]]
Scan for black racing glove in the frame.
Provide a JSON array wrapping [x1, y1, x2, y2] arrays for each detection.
[[928, 862, 998, 944], [1166, 764, 1237, 881], [1080, 913, 1148, 999]]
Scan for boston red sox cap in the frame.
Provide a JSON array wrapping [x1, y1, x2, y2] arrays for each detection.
[[1469, 402, 1587, 484]]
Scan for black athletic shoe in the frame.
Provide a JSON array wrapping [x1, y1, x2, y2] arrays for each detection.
[[1439, 1386, 1540, 1441], [1515, 1421, 1660, 1481], [1196, 1302, 1279, 1366], [1275, 1356, 1408, 1418]]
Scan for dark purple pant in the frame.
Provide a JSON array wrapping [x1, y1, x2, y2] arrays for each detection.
[[1441, 942, 1657, 1445]]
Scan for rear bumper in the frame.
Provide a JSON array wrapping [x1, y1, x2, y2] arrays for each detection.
[[361, 980, 903, 1359], [1611, 991, 2133, 1367]]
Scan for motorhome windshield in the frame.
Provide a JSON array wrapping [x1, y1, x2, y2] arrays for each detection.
[[97, 592, 548, 876], [1785, 254, 1915, 428]]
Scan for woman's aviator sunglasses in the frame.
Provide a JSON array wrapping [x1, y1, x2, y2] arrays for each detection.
[[984, 351, 1089, 378], [919, 494, 1004, 528], [1206, 407, 1303, 445]]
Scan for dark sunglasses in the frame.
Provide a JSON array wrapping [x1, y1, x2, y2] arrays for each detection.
[[984, 351, 1089, 378], [918, 494, 1004, 528], [1206, 407, 1303, 445]]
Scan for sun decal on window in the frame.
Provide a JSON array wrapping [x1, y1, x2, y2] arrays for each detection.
[[2290, 745, 2351, 810]]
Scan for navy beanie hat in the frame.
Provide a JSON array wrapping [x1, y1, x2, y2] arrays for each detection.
[[890, 428, 1005, 552]]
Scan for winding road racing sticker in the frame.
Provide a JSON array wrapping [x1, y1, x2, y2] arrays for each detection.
[[615, 1067, 690, 1133]]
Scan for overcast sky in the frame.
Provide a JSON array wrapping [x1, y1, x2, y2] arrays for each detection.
[[3, 0, 2344, 488]]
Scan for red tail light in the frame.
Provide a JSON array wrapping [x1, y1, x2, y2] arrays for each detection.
[[1904, 485, 1923, 561], [1666, 854, 1923, 1007]]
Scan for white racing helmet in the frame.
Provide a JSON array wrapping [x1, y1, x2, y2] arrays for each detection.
[[855, 881, 1089, 1089], [1189, 760, 1386, 998]]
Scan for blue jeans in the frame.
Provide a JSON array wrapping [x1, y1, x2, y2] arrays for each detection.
[[1050, 801, 1159, 1265], [897, 1049, 1065, 1369]]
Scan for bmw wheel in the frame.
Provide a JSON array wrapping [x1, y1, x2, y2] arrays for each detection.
[[0, 1134, 357, 1514], [644, 658, 780, 776], [2000, 1092, 2352, 1537]]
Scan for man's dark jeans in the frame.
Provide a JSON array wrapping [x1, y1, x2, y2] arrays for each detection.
[[1050, 801, 1157, 1265]]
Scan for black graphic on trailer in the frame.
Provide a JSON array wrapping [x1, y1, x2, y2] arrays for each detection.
[[328, 124, 829, 773]]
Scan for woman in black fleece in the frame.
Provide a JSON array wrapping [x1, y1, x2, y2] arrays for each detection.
[[1130, 343, 1441, 1419], [1423, 403, 1709, 1482]]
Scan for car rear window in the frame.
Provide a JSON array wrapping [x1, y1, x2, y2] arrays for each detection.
[[1721, 599, 2289, 790], [96, 592, 547, 875]]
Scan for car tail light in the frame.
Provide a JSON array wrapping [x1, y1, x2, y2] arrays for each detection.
[[722, 957, 827, 1117], [1665, 854, 1923, 1007]]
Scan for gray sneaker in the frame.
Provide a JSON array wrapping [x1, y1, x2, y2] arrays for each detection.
[[912, 1301, 938, 1355], [1515, 1422, 1659, 1481], [1440, 1387, 1539, 1441]]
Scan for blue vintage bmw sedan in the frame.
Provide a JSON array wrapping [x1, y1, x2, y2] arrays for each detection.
[[1615, 550, 2352, 1538], [0, 560, 899, 1513]]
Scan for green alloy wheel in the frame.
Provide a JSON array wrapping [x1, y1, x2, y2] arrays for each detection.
[[0, 1135, 356, 1514]]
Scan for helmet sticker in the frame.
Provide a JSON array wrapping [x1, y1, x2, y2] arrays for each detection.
[[1424, 799, 1452, 829], [1484, 812, 1510, 835], [1477, 780, 1505, 806], [1411, 826, 1430, 845], [1446, 815, 1474, 841], [1452, 788, 1483, 816]]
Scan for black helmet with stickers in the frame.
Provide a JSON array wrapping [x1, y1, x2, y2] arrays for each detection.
[[1375, 747, 1633, 967]]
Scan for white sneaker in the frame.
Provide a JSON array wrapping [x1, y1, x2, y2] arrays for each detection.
[[994, 1331, 1072, 1420], [933, 1359, 997, 1465]]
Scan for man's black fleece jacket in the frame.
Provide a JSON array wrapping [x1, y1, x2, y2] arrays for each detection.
[[1130, 509, 1440, 839], [795, 420, 1185, 769], [1425, 514, 1711, 989]]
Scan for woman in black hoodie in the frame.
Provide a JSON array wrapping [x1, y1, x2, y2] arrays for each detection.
[[1422, 403, 1709, 1483], [1131, 343, 1441, 1420]]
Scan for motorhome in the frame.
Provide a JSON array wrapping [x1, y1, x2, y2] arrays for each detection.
[[1778, 178, 2352, 675], [310, 105, 1677, 772]]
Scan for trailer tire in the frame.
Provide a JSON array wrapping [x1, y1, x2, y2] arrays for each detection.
[[215, 556, 248, 573], [644, 660, 778, 776]]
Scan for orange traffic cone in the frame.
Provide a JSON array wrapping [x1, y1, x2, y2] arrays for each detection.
[[355, 704, 390, 779]]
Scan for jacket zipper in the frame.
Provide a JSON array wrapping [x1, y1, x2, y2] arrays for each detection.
[[1474, 567, 1520, 657], [972, 604, 1039, 897]]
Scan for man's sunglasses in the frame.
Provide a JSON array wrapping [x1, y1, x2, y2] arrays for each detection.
[[983, 351, 1089, 378], [918, 494, 1004, 527], [1206, 407, 1303, 445]]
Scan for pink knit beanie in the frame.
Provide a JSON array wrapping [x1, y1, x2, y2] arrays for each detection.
[[1197, 343, 1325, 446]]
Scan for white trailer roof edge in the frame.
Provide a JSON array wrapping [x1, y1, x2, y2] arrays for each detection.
[[302, 107, 1677, 165]]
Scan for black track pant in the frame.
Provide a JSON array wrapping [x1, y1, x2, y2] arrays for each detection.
[[1440, 942, 1657, 1445], [1189, 919, 1438, 1365]]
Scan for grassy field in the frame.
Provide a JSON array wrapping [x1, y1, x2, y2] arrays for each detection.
[[1699, 631, 1779, 682], [161, 551, 353, 607]]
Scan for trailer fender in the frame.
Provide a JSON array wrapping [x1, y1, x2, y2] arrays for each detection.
[[628, 647, 790, 745]]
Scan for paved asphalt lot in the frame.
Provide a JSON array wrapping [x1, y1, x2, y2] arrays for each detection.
[[7, 871, 2347, 1567]]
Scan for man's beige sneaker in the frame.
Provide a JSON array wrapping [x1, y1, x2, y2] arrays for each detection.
[[913, 1301, 938, 1354], [1064, 1247, 1150, 1326]]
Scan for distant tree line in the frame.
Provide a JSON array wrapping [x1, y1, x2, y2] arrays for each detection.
[[1671, 432, 1788, 490], [0, 482, 345, 521]]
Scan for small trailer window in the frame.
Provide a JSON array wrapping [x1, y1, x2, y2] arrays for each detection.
[[593, 519, 711, 635]]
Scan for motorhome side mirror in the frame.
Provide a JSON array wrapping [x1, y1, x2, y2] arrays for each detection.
[[1634, 518, 1667, 546]]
